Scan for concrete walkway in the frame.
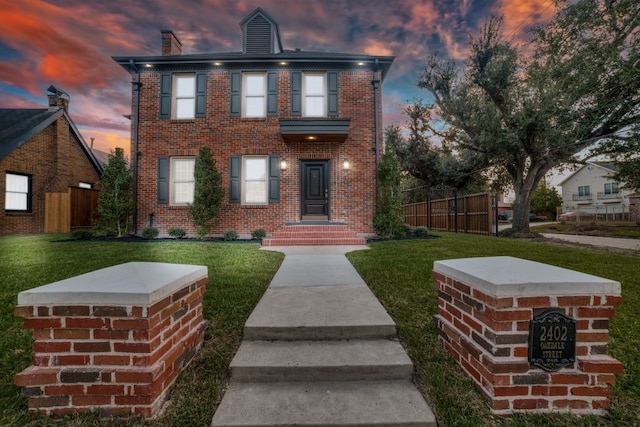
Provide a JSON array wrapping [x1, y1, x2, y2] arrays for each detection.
[[210, 245, 436, 427], [542, 233, 640, 251]]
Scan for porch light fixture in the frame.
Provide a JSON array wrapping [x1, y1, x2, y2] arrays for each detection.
[[280, 160, 287, 170], [213, 62, 222, 66], [306, 136, 316, 140], [279, 61, 288, 65], [357, 62, 365, 66], [144, 64, 153, 68], [343, 160, 350, 170]]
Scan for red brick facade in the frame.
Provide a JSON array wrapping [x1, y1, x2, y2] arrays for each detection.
[[0, 114, 101, 235], [118, 9, 393, 238], [133, 69, 381, 237]]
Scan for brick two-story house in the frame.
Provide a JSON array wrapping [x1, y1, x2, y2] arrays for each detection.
[[113, 8, 393, 243], [0, 86, 103, 235]]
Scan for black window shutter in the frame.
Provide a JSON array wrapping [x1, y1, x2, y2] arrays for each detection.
[[328, 71, 338, 116], [229, 156, 241, 203], [160, 73, 171, 119], [291, 71, 301, 116], [195, 72, 207, 118], [157, 157, 169, 204], [267, 71, 278, 116], [230, 71, 241, 117], [268, 155, 280, 204]]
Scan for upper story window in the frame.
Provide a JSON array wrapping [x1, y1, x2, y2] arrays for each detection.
[[243, 73, 266, 117], [578, 185, 590, 197], [303, 73, 326, 117], [604, 182, 619, 195], [171, 157, 195, 205], [159, 72, 206, 119], [173, 74, 196, 119], [5, 173, 32, 212]]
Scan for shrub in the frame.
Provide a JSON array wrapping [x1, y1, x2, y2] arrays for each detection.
[[71, 229, 94, 240], [224, 230, 239, 241], [251, 228, 266, 240], [168, 227, 186, 239], [189, 146, 224, 238], [96, 148, 133, 237], [414, 226, 429, 237], [141, 227, 159, 239]]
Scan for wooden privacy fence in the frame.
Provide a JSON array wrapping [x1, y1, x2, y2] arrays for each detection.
[[45, 187, 99, 233], [403, 192, 495, 235]]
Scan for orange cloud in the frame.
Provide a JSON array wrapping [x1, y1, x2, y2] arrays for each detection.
[[494, 0, 557, 44]]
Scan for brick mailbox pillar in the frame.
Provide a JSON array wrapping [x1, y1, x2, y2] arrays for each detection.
[[433, 256, 623, 416], [14, 262, 208, 418]]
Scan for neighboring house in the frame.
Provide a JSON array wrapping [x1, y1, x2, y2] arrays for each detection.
[[0, 86, 103, 235], [113, 8, 393, 238], [558, 161, 632, 217]]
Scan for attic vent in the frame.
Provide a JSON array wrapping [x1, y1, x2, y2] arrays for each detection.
[[245, 15, 272, 54]]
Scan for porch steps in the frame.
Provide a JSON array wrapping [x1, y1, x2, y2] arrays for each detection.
[[211, 282, 436, 427], [262, 224, 366, 246]]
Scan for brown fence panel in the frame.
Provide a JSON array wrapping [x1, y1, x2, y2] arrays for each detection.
[[45, 192, 70, 233], [403, 192, 493, 235], [70, 187, 99, 228]]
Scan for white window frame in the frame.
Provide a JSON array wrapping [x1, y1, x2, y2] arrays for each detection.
[[302, 72, 326, 117], [5, 172, 31, 212], [604, 182, 619, 195], [172, 74, 196, 119], [578, 185, 590, 197], [241, 156, 268, 205], [170, 157, 195, 205], [242, 73, 266, 118]]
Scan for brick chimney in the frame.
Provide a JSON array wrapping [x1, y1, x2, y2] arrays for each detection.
[[161, 30, 182, 55], [46, 85, 70, 112]]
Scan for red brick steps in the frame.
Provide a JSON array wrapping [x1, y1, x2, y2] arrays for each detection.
[[262, 224, 366, 246]]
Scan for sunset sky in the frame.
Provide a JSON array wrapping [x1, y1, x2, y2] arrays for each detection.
[[0, 0, 556, 156]]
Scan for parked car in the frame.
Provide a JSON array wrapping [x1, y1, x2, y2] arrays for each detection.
[[497, 213, 509, 221]]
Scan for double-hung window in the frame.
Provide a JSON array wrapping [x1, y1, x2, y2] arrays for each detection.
[[578, 185, 590, 197], [604, 182, 619, 195], [173, 74, 196, 119], [242, 156, 268, 204], [171, 157, 195, 205], [5, 173, 31, 212], [243, 73, 266, 117], [303, 73, 326, 117]]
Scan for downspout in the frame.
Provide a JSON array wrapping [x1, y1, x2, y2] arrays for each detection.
[[130, 59, 141, 235], [372, 58, 381, 197]]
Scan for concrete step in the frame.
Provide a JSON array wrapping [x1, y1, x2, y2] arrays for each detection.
[[270, 231, 361, 238], [262, 237, 367, 246], [244, 285, 397, 340], [210, 380, 437, 427], [230, 339, 413, 382]]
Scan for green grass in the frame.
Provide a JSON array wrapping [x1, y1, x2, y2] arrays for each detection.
[[2, 233, 639, 426], [347, 233, 640, 427], [0, 234, 284, 427]]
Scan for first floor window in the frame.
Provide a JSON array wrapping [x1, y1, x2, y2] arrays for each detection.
[[173, 74, 196, 119], [604, 182, 619, 195], [578, 185, 590, 197], [171, 157, 195, 204], [242, 156, 268, 204], [5, 173, 31, 212]]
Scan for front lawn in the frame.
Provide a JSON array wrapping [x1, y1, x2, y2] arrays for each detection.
[[347, 233, 640, 426], [0, 234, 284, 427]]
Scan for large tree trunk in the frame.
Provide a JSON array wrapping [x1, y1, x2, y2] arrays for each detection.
[[511, 188, 532, 232]]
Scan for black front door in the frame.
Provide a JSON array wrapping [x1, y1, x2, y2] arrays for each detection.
[[301, 161, 329, 220]]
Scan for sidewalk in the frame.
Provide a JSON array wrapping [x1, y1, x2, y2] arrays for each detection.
[[542, 233, 640, 251], [210, 245, 436, 427]]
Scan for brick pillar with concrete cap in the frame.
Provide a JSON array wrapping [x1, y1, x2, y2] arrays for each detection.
[[14, 262, 207, 418], [432, 256, 622, 416]]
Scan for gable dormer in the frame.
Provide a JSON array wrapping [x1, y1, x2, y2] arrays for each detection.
[[240, 7, 283, 54]]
